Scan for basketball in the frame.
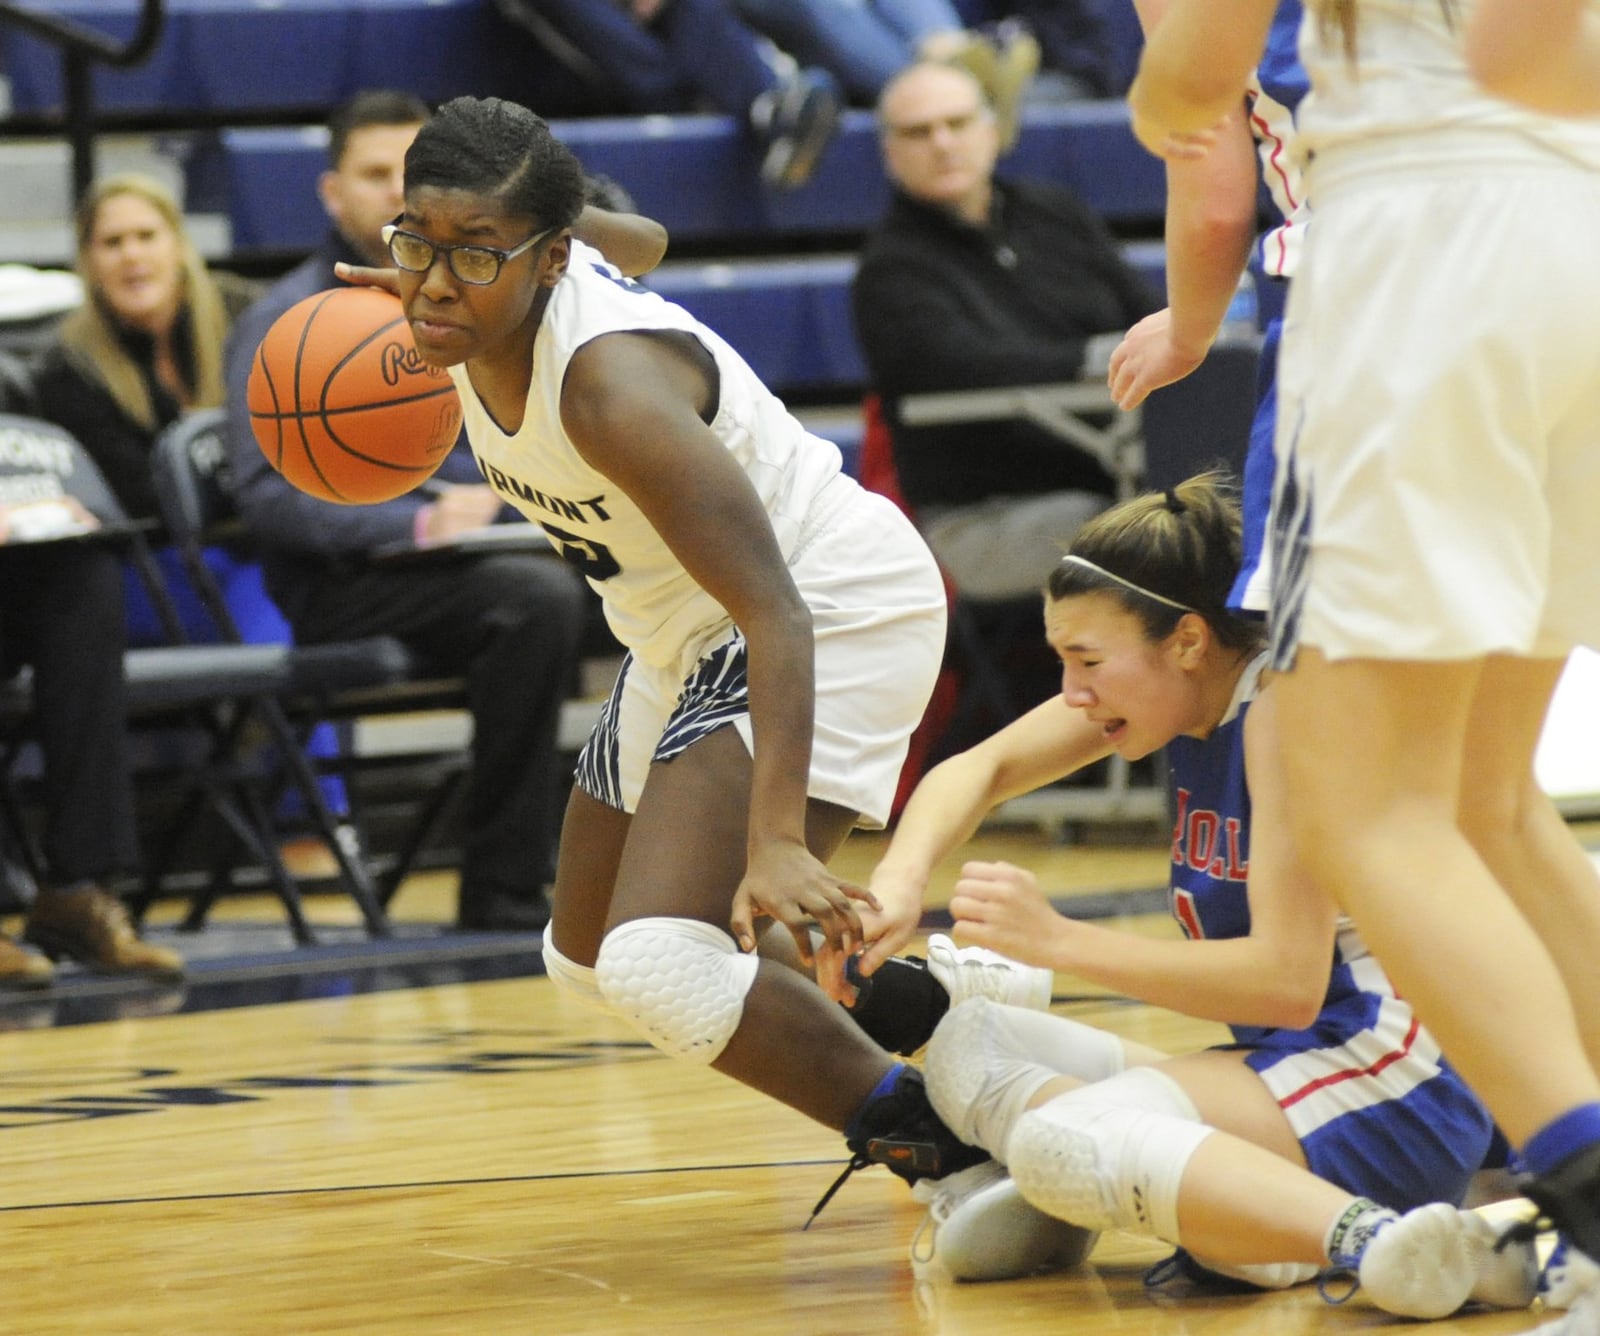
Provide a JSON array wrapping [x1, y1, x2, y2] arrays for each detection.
[[246, 286, 463, 505]]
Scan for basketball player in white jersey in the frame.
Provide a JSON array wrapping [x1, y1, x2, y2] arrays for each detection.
[[1128, 5, 1600, 1331], [337, 93, 1079, 1270]]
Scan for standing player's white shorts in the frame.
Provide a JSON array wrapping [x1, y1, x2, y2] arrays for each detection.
[[577, 484, 947, 829], [1270, 143, 1600, 666]]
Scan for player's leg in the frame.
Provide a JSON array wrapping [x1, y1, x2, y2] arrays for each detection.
[[599, 723, 898, 1127], [1273, 650, 1600, 1146], [1458, 654, 1600, 1068], [541, 785, 630, 1011]]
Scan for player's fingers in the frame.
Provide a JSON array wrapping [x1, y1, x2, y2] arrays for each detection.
[[835, 879, 881, 913], [333, 262, 401, 294]]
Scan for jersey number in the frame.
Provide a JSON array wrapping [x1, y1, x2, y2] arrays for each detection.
[[542, 522, 622, 581]]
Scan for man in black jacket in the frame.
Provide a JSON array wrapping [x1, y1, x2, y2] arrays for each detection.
[[852, 60, 1157, 602]]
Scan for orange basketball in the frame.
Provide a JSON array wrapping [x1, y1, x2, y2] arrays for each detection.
[[247, 286, 462, 505]]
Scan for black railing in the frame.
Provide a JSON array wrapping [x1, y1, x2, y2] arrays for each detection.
[[0, 0, 164, 203]]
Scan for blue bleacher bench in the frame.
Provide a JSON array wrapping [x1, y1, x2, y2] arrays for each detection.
[[651, 241, 1165, 395], [1, 0, 575, 118], [195, 103, 1166, 253]]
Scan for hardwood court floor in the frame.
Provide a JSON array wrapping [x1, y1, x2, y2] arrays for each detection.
[[0, 823, 1569, 1335]]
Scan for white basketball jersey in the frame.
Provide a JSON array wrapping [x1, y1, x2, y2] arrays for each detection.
[[450, 239, 845, 671], [1296, 0, 1600, 170]]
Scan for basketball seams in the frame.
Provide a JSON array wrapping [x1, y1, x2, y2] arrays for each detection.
[[246, 286, 460, 504]]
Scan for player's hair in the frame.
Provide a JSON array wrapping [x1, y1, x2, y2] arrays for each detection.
[[1047, 469, 1264, 654], [1312, 0, 1457, 62], [405, 96, 585, 235], [328, 89, 431, 170], [59, 172, 231, 432]]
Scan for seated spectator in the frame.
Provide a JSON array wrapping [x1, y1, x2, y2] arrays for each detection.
[[222, 90, 667, 933], [731, 0, 1040, 142], [851, 60, 1158, 604], [32, 174, 258, 529], [30, 172, 349, 863], [0, 483, 183, 982], [494, 0, 841, 189]]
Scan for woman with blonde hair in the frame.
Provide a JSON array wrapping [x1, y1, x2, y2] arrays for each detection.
[[34, 172, 257, 524]]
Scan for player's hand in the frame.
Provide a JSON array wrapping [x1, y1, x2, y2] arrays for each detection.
[[1108, 308, 1209, 410], [333, 262, 401, 296], [729, 839, 878, 982], [948, 859, 1063, 967], [832, 863, 926, 1002]]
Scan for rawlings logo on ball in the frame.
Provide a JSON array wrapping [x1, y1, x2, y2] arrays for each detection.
[[379, 341, 451, 387]]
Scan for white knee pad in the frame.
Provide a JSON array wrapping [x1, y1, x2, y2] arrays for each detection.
[[541, 922, 611, 1012], [594, 917, 759, 1064], [925, 997, 1130, 1155], [1007, 1066, 1214, 1244]]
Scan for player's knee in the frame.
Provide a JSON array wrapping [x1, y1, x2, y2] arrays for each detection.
[[1007, 1068, 1213, 1242], [542, 922, 612, 1013], [594, 917, 759, 1064]]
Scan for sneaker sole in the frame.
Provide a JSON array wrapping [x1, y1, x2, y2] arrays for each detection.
[[923, 1173, 1098, 1282]]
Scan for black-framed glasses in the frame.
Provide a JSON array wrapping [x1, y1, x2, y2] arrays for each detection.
[[381, 220, 553, 285]]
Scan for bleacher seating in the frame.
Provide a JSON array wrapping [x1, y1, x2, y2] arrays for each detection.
[[1, 0, 592, 123], [195, 103, 1165, 255]]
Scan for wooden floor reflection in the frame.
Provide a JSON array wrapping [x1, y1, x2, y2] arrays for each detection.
[[0, 824, 1562, 1334]]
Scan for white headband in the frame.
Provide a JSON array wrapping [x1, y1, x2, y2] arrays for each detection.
[[1057, 554, 1198, 614]]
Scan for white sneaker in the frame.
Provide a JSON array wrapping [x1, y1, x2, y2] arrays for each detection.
[[1356, 1203, 1489, 1319], [1543, 1234, 1600, 1311], [910, 1159, 1097, 1282], [1532, 1284, 1600, 1335], [926, 933, 1053, 1011]]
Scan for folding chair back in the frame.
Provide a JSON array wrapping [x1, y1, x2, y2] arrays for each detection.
[[151, 409, 477, 913]]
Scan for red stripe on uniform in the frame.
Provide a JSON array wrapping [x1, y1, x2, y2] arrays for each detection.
[[1277, 1014, 1423, 1110]]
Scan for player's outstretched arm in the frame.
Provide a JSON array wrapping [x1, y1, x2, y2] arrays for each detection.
[[850, 698, 1112, 992], [1467, 0, 1600, 117]]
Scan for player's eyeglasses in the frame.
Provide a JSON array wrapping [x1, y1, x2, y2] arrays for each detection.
[[381, 221, 553, 285]]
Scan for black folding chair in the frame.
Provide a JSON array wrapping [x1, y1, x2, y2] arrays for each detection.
[[0, 412, 398, 943], [148, 409, 502, 914]]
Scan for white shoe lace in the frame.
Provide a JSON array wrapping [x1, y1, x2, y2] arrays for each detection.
[[909, 1160, 1005, 1268]]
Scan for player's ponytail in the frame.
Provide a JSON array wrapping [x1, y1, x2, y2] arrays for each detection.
[[1047, 470, 1263, 653]]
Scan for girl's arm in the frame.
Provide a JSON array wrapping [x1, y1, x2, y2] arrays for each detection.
[[561, 328, 860, 960], [953, 682, 1338, 1029], [1110, 0, 1261, 411], [857, 697, 1114, 981], [1128, 0, 1277, 153], [571, 205, 669, 278], [1467, 0, 1600, 117]]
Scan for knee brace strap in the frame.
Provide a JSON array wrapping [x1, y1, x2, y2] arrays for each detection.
[[1008, 1067, 1214, 1243], [594, 917, 759, 1064], [542, 922, 610, 1012]]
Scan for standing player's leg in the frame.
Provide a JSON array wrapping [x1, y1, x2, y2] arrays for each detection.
[[1459, 655, 1600, 1066], [1274, 653, 1600, 1141]]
